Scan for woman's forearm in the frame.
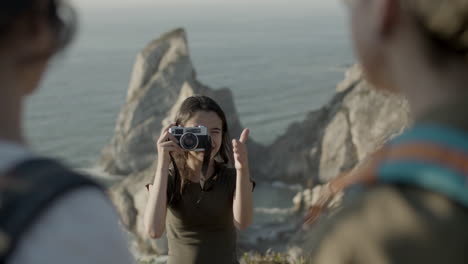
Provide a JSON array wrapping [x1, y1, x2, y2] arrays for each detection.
[[233, 168, 253, 230], [143, 163, 169, 238]]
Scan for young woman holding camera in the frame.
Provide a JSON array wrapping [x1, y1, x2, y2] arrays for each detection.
[[144, 95, 254, 264]]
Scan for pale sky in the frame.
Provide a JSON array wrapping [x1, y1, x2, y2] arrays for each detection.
[[76, 0, 339, 9]]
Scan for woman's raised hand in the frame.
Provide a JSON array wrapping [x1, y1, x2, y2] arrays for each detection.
[[232, 128, 250, 170], [156, 123, 183, 167]]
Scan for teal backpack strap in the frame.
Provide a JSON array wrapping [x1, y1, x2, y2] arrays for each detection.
[[377, 124, 468, 207], [0, 158, 102, 264]]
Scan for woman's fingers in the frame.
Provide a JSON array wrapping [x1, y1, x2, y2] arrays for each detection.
[[232, 136, 249, 169], [168, 133, 179, 144], [158, 132, 180, 146], [161, 122, 176, 134], [157, 130, 170, 144], [239, 128, 250, 144], [157, 123, 176, 141], [157, 123, 179, 144], [163, 147, 182, 154], [232, 139, 238, 152], [160, 140, 175, 146], [232, 139, 245, 163]]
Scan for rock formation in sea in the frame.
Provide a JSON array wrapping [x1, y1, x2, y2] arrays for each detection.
[[99, 28, 265, 178], [276, 66, 412, 261], [98, 28, 412, 258], [240, 65, 412, 257], [99, 28, 265, 255], [263, 64, 411, 184]]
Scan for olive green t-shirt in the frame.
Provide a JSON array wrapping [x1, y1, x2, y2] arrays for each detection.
[[165, 164, 241, 264]]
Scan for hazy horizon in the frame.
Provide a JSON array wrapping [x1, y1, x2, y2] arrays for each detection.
[[76, 0, 342, 10]]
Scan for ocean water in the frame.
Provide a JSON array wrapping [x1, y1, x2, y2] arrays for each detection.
[[23, 4, 355, 241], [24, 4, 354, 169]]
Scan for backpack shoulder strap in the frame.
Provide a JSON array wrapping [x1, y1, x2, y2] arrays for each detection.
[[0, 158, 102, 264], [377, 125, 468, 207]]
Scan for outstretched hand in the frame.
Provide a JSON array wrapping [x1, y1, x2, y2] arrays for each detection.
[[233, 128, 250, 170]]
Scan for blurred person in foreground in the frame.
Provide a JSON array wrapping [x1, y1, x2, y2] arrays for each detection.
[[0, 1, 133, 263], [306, 0, 468, 263]]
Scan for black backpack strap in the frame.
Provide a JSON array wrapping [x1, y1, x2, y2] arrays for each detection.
[[0, 158, 102, 264]]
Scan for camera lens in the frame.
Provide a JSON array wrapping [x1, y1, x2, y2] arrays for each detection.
[[180, 133, 198, 150]]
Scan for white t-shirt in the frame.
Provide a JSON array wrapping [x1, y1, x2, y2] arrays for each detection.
[[0, 141, 135, 264]]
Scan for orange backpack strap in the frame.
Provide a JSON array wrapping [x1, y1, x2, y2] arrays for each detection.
[[374, 124, 468, 207]]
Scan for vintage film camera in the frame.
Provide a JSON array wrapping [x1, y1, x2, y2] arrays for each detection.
[[169, 126, 211, 151]]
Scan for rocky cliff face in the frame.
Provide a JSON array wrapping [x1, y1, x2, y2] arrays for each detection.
[[99, 28, 265, 177], [99, 28, 412, 257], [318, 65, 411, 182], [264, 65, 411, 184], [280, 66, 412, 260], [242, 66, 412, 257]]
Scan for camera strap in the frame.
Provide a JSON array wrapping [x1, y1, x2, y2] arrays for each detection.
[[169, 154, 181, 204], [169, 136, 212, 194], [199, 138, 212, 191]]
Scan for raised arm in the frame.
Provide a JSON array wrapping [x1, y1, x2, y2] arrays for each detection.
[[143, 123, 181, 238], [232, 128, 254, 230]]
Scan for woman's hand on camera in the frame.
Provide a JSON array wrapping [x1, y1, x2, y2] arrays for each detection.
[[233, 128, 250, 171], [156, 123, 182, 167]]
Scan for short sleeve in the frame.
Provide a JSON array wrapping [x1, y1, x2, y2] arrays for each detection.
[[145, 169, 176, 203], [251, 178, 256, 192], [166, 169, 177, 204], [226, 168, 256, 196]]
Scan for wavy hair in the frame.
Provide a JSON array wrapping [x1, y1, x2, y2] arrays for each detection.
[[171, 95, 233, 196]]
